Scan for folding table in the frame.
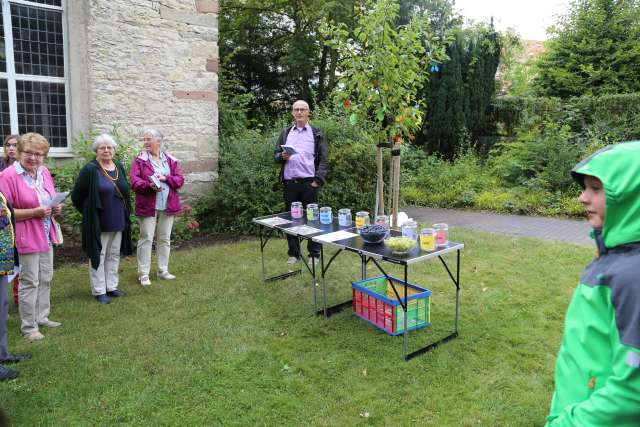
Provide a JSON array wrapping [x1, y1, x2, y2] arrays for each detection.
[[253, 212, 464, 361]]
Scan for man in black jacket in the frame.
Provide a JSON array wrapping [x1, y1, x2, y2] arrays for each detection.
[[274, 100, 328, 266]]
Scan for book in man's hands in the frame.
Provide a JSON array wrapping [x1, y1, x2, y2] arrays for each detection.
[[281, 145, 298, 154]]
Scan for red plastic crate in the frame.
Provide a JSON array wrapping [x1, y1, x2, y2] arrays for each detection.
[[352, 276, 431, 335]]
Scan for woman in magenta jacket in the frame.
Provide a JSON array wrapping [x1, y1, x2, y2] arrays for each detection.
[[130, 129, 184, 286], [0, 133, 62, 342]]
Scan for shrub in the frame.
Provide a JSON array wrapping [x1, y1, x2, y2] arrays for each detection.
[[171, 204, 201, 244], [490, 121, 583, 193], [474, 191, 513, 213], [196, 129, 280, 234], [198, 110, 381, 234], [400, 147, 496, 209]]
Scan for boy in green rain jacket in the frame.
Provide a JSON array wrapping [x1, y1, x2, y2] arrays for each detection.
[[545, 141, 640, 426]]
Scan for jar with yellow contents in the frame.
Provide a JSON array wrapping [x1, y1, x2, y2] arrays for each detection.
[[419, 228, 436, 251]]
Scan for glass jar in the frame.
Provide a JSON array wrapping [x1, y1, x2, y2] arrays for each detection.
[[306, 203, 319, 221], [291, 201, 303, 219], [374, 214, 390, 229], [319, 207, 333, 225], [355, 211, 370, 229], [401, 219, 418, 240], [338, 208, 352, 227], [433, 223, 449, 247], [419, 228, 436, 251]]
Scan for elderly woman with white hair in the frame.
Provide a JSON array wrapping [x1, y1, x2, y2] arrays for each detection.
[[130, 128, 184, 286], [71, 133, 133, 304]]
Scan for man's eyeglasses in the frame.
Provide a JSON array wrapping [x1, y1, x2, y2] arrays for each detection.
[[293, 108, 308, 112], [21, 150, 45, 159]]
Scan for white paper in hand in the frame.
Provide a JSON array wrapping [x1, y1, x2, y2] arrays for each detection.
[[48, 191, 69, 207]]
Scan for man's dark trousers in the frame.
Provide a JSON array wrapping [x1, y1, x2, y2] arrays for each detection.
[[283, 178, 320, 258]]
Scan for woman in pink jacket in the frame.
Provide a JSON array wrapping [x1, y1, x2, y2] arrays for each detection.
[[130, 129, 184, 287], [0, 133, 62, 342]]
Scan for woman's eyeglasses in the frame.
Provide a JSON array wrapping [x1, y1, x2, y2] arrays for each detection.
[[21, 150, 45, 159]]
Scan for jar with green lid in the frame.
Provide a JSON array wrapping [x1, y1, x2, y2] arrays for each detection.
[[307, 203, 319, 221]]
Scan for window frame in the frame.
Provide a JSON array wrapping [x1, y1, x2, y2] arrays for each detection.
[[1, 0, 71, 155]]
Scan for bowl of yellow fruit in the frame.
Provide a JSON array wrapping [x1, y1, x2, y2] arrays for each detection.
[[384, 236, 416, 255]]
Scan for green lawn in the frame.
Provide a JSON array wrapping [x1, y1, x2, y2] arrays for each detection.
[[0, 229, 592, 426]]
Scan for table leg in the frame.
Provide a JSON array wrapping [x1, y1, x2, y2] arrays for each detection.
[[402, 263, 409, 360], [315, 248, 352, 317], [259, 228, 301, 283], [404, 249, 462, 361], [260, 226, 266, 282], [321, 245, 328, 317], [312, 244, 320, 315], [455, 249, 460, 333], [361, 255, 367, 280]]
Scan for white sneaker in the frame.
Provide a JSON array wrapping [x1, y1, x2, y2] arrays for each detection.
[[158, 271, 176, 280], [38, 319, 62, 328], [287, 257, 299, 265], [24, 331, 45, 342], [139, 275, 152, 286], [308, 257, 320, 268]]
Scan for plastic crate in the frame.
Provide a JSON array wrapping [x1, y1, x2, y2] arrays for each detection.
[[352, 276, 431, 336]]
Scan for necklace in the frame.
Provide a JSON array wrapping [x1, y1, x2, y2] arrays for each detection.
[[99, 163, 118, 181]]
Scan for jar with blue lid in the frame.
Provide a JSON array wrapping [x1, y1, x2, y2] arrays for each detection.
[[338, 208, 352, 226], [319, 207, 333, 225]]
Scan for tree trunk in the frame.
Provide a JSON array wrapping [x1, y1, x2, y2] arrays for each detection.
[[392, 143, 401, 228], [317, 44, 329, 103], [377, 145, 384, 216], [388, 145, 395, 225]]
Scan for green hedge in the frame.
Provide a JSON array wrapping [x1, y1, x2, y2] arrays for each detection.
[[493, 93, 640, 143]]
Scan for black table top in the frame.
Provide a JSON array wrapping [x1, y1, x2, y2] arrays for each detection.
[[253, 212, 464, 265]]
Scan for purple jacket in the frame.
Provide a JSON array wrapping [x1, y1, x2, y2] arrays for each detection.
[[130, 151, 184, 217]]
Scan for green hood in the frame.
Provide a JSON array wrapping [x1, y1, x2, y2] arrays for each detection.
[[572, 140, 640, 248]]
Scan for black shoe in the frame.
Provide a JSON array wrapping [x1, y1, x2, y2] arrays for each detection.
[[0, 365, 18, 381], [95, 294, 112, 304], [106, 289, 126, 297], [0, 353, 31, 364]]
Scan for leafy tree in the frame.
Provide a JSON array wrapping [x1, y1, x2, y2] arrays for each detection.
[[220, 0, 357, 122], [220, 0, 460, 123], [397, 0, 462, 35], [497, 28, 537, 97], [322, 0, 446, 221], [534, 0, 640, 98]]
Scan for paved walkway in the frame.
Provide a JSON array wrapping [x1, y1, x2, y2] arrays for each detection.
[[403, 207, 593, 246]]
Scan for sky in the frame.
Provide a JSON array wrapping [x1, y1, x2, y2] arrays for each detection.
[[453, 0, 571, 40]]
